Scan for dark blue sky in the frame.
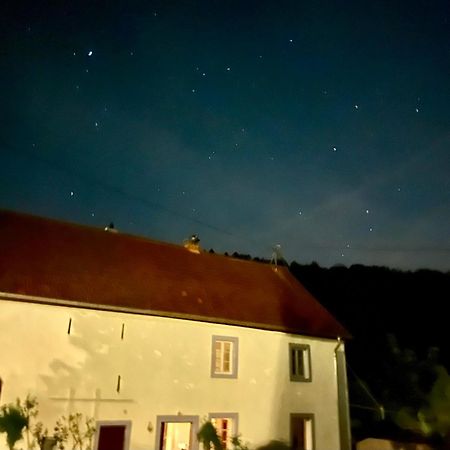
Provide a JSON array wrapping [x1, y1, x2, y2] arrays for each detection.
[[1, 0, 449, 270]]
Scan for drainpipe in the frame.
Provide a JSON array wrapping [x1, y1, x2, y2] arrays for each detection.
[[335, 337, 352, 450]]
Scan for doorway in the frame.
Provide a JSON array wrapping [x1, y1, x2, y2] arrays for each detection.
[[156, 416, 199, 450], [290, 414, 314, 450], [94, 421, 131, 450]]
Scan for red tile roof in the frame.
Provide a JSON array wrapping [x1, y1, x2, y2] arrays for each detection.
[[0, 210, 350, 339]]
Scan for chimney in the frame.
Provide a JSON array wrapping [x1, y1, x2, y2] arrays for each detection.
[[104, 222, 118, 233], [183, 234, 201, 254]]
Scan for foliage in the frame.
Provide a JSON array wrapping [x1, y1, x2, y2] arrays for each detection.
[[21, 395, 39, 449], [231, 435, 250, 450], [349, 334, 450, 446], [394, 364, 450, 441], [32, 417, 68, 450], [0, 402, 28, 450], [197, 420, 223, 450], [32, 421, 49, 450], [53, 417, 69, 450], [0, 396, 95, 450], [56, 413, 95, 450]]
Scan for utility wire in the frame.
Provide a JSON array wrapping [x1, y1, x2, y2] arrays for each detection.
[[2, 139, 449, 257], [347, 362, 386, 420], [1, 139, 234, 237]]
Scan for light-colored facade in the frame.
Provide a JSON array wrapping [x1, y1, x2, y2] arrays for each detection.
[[0, 210, 351, 450], [0, 297, 346, 450]]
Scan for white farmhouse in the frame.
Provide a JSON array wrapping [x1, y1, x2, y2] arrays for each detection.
[[0, 210, 351, 450]]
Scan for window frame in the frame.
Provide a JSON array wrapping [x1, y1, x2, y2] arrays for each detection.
[[208, 412, 239, 450], [289, 343, 312, 382], [211, 336, 239, 379], [155, 415, 200, 450]]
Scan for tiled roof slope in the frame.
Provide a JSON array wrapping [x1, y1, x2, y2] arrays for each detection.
[[0, 210, 350, 339]]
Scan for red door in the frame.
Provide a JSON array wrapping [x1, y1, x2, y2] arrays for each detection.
[[97, 425, 126, 450]]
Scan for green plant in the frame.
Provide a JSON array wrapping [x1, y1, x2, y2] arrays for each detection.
[[32, 422, 49, 450], [21, 395, 39, 449], [0, 395, 97, 450], [0, 402, 28, 450], [65, 413, 96, 450], [231, 435, 250, 450], [197, 420, 223, 450], [53, 417, 69, 450]]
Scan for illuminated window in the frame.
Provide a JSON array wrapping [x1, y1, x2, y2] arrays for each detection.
[[211, 336, 238, 378], [208, 413, 238, 450], [289, 344, 311, 382]]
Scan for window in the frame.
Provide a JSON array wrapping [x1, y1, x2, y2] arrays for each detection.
[[290, 414, 314, 450], [209, 413, 238, 450], [211, 336, 239, 378], [155, 416, 199, 450], [289, 343, 311, 382]]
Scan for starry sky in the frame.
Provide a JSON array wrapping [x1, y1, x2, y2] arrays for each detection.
[[1, 0, 449, 271]]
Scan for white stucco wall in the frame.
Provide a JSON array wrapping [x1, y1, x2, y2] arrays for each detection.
[[0, 298, 342, 450]]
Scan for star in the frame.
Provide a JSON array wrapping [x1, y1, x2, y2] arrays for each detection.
[[226, 67, 231, 71], [88, 51, 93, 56], [70, 191, 74, 197], [298, 211, 302, 215], [415, 108, 419, 113], [354, 104, 359, 109], [332, 147, 337, 152], [366, 209, 369, 214]]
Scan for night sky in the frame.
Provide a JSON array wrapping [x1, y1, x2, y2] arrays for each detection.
[[1, 0, 449, 271]]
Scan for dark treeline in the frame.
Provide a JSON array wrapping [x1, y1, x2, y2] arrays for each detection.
[[291, 262, 450, 446], [229, 251, 450, 445], [289, 262, 450, 370], [289, 262, 450, 445]]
